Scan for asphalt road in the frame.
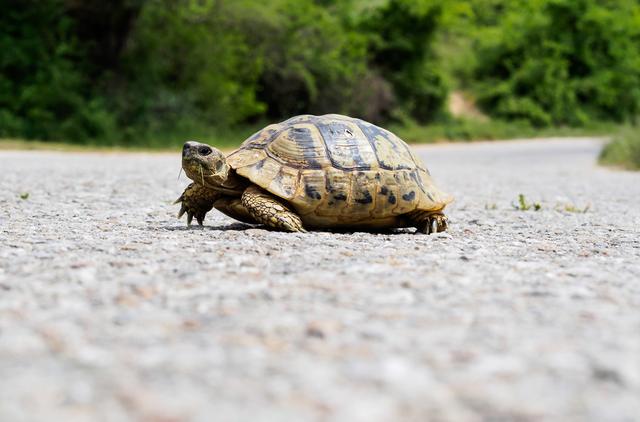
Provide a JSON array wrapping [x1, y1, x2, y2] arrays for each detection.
[[1, 138, 639, 421]]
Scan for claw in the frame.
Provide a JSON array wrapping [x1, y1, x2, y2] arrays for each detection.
[[175, 183, 216, 227], [430, 219, 437, 234], [177, 203, 187, 219]]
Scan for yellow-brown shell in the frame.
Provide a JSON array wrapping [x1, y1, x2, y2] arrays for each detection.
[[226, 114, 453, 228]]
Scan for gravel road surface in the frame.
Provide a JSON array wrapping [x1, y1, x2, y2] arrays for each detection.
[[1, 138, 639, 422]]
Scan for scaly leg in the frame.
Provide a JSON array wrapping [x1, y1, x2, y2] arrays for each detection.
[[406, 210, 448, 234], [241, 186, 306, 232], [175, 183, 220, 226]]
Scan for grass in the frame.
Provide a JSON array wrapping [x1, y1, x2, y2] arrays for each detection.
[[599, 128, 640, 170], [0, 118, 620, 153], [485, 194, 590, 213], [391, 118, 616, 144], [484, 197, 590, 213], [556, 203, 590, 213], [512, 194, 542, 211]]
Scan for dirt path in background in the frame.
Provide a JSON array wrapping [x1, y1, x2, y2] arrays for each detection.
[[1, 138, 638, 421]]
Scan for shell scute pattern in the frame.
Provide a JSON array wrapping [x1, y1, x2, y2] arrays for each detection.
[[391, 170, 423, 214], [282, 114, 314, 125], [268, 165, 299, 200], [355, 119, 415, 170], [242, 123, 281, 149], [230, 114, 451, 223], [266, 123, 329, 170], [317, 167, 351, 217], [295, 170, 325, 214], [314, 119, 377, 171], [347, 171, 378, 218], [374, 172, 401, 215]]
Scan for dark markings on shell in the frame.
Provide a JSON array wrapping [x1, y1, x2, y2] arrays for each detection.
[[272, 170, 283, 185], [355, 120, 412, 170], [284, 115, 312, 125], [305, 184, 322, 200], [254, 159, 266, 170], [246, 128, 279, 149], [325, 177, 335, 194], [410, 170, 427, 193], [272, 171, 293, 197], [388, 192, 397, 204], [402, 191, 416, 202], [355, 190, 373, 204], [316, 120, 371, 171], [291, 126, 323, 169], [380, 186, 389, 195], [324, 173, 349, 202]]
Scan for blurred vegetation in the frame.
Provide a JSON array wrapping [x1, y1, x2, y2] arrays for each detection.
[[470, 0, 640, 127], [599, 129, 640, 170], [1, 0, 639, 148]]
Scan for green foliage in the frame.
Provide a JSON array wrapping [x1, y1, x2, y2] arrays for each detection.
[[362, 0, 449, 122], [390, 117, 614, 144], [0, 0, 116, 142], [115, 0, 266, 134], [472, 0, 640, 126], [2, 0, 640, 146], [240, 0, 369, 119], [599, 129, 640, 170]]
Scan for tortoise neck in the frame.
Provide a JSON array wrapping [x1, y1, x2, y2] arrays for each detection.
[[207, 170, 247, 196]]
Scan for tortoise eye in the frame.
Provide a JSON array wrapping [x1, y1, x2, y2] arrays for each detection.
[[198, 146, 212, 156]]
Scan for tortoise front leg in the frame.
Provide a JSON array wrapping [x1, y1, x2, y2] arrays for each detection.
[[406, 210, 448, 234], [175, 182, 220, 226], [241, 186, 306, 232]]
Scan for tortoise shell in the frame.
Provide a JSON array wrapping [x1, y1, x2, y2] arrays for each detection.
[[226, 114, 452, 228]]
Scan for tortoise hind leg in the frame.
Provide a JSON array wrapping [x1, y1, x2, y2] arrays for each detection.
[[241, 186, 306, 232], [406, 210, 448, 234]]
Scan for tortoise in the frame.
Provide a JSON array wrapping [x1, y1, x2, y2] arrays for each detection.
[[176, 114, 453, 234]]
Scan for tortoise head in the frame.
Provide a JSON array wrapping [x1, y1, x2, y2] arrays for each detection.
[[182, 141, 230, 188]]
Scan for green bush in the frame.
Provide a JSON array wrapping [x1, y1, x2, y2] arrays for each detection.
[[472, 0, 640, 126], [0, 0, 116, 142], [114, 0, 379, 141], [239, 0, 370, 119], [600, 129, 640, 170], [362, 0, 449, 123], [5, 0, 640, 146], [112, 1, 266, 135]]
